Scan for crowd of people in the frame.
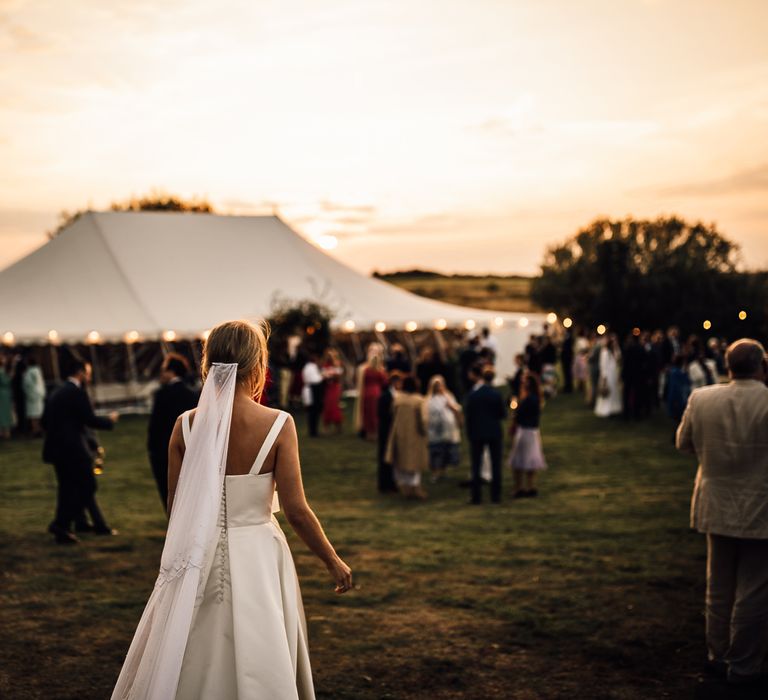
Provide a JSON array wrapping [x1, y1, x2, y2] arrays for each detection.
[[5, 321, 745, 543], [0, 352, 46, 439]]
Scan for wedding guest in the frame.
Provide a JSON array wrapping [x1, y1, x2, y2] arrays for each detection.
[[301, 353, 324, 438], [458, 336, 480, 396], [0, 355, 12, 439], [377, 372, 401, 493], [661, 326, 681, 368], [41, 359, 119, 544], [509, 373, 547, 498], [465, 365, 506, 504], [595, 334, 622, 417], [676, 339, 768, 690], [621, 332, 646, 420], [686, 337, 717, 391], [587, 334, 601, 406], [385, 375, 428, 499], [540, 336, 558, 398], [509, 354, 525, 399], [21, 357, 46, 437], [386, 343, 412, 374], [416, 346, 447, 395], [526, 335, 544, 377], [425, 375, 462, 482], [359, 353, 387, 440], [321, 348, 344, 433], [560, 328, 574, 393], [11, 354, 27, 435], [480, 327, 498, 360], [354, 343, 384, 436], [573, 345, 589, 396], [147, 353, 199, 511], [665, 354, 691, 430]]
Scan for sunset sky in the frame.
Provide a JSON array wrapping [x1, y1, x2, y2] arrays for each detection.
[[1, 0, 767, 275]]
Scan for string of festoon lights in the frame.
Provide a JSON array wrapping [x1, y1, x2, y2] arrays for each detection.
[[0, 309, 751, 348]]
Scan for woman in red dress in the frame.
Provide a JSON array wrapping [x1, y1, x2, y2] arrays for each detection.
[[321, 348, 344, 432], [361, 354, 387, 440]]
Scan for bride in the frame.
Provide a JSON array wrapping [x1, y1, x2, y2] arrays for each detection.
[[112, 320, 352, 700]]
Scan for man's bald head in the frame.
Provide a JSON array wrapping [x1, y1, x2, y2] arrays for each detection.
[[726, 339, 767, 380]]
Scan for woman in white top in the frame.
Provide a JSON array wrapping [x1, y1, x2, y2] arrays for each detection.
[[425, 375, 462, 482], [112, 320, 351, 700], [22, 357, 46, 435], [595, 334, 623, 417]]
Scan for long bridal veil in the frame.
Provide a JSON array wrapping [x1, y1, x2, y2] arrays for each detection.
[[112, 362, 238, 700]]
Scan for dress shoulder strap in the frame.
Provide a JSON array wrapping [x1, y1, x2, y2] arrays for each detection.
[[181, 410, 192, 447], [250, 411, 289, 475]]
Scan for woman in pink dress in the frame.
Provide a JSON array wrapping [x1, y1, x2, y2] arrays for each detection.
[[321, 348, 344, 433]]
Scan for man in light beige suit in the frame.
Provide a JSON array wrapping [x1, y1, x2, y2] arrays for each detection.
[[677, 338, 768, 689]]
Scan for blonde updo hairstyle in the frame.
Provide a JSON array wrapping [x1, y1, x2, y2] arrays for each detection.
[[202, 319, 270, 400]]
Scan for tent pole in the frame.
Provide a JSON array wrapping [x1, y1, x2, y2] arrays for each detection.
[[432, 329, 448, 363], [49, 344, 61, 382], [89, 344, 101, 404], [126, 343, 139, 406], [401, 330, 417, 365], [350, 332, 363, 363]]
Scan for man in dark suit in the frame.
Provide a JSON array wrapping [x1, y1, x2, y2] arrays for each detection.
[[147, 353, 198, 512], [42, 359, 118, 544], [464, 365, 507, 504], [377, 372, 401, 493]]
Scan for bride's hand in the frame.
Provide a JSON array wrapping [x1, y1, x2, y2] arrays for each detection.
[[327, 556, 352, 594]]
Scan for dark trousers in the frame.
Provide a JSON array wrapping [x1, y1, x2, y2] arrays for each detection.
[[377, 428, 397, 492], [562, 357, 573, 393], [52, 460, 102, 531], [307, 385, 324, 437], [470, 437, 502, 503], [706, 534, 768, 680], [149, 450, 169, 511]]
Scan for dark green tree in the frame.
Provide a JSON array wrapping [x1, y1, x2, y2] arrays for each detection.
[[267, 300, 333, 361], [531, 216, 766, 339]]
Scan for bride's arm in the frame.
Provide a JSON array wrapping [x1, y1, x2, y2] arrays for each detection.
[[166, 418, 185, 515], [274, 415, 352, 594]]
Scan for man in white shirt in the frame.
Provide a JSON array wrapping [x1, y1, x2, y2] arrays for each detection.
[[676, 338, 768, 690], [301, 353, 324, 438]]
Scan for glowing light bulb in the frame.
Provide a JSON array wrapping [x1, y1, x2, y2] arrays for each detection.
[[546, 312, 557, 324], [563, 318, 573, 329], [163, 330, 177, 342], [343, 320, 356, 332], [202, 329, 211, 341], [2, 331, 14, 345], [125, 330, 140, 343], [493, 316, 504, 328], [405, 321, 418, 332], [703, 320, 712, 331], [739, 310, 747, 321], [48, 330, 59, 343], [464, 319, 476, 331], [375, 322, 386, 333], [597, 324, 607, 336], [87, 330, 101, 344], [518, 318, 529, 328], [434, 318, 448, 331]]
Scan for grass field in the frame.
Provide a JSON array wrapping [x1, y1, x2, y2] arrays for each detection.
[[0, 394, 707, 700], [381, 274, 538, 313]]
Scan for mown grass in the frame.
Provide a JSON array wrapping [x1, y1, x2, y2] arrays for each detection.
[[0, 394, 705, 699], [383, 274, 538, 313]]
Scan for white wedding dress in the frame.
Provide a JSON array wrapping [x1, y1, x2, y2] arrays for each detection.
[[174, 409, 315, 700], [112, 365, 314, 700]]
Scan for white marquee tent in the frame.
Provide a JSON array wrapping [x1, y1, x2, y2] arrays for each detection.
[[0, 211, 547, 383]]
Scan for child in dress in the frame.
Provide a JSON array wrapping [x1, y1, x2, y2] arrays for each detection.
[[509, 372, 547, 497]]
